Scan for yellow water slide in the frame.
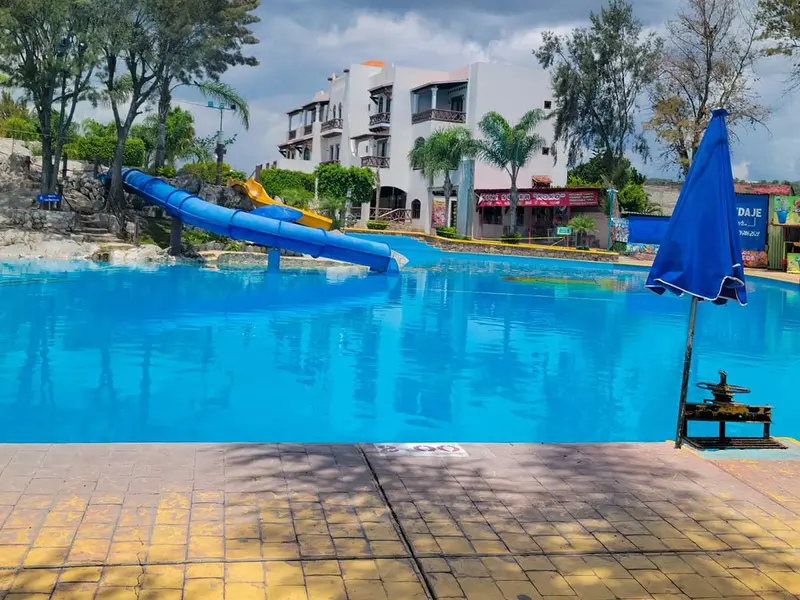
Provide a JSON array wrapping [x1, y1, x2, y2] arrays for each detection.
[[230, 177, 333, 231]]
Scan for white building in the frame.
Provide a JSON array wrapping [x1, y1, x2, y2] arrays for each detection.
[[276, 60, 569, 236]]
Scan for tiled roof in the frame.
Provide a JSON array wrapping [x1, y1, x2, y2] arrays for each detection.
[[734, 183, 791, 195]]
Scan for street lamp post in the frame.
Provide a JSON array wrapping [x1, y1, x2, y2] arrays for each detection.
[[205, 101, 237, 185]]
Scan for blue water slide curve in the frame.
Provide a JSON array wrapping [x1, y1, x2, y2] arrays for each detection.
[[118, 168, 398, 273]]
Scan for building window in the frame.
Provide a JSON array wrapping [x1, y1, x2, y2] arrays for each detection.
[[332, 105, 337, 119], [542, 147, 550, 155], [303, 148, 311, 161], [450, 95, 464, 112], [378, 97, 384, 113], [329, 147, 334, 161], [338, 102, 342, 118], [411, 199, 421, 219], [377, 140, 388, 157], [544, 100, 552, 109], [482, 207, 503, 225], [516, 207, 525, 227], [335, 144, 340, 160]]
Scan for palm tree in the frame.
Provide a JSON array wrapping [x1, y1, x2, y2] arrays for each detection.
[[408, 127, 474, 221], [471, 110, 547, 235], [153, 80, 250, 169]]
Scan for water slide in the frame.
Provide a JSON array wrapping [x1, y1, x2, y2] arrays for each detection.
[[117, 169, 399, 273], [230, 177, 333, 231]]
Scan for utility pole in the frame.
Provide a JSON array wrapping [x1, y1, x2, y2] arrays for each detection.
[[205, 101, 237, 185]]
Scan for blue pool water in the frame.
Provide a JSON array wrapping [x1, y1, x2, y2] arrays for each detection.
[[0, 237, 798, 444]]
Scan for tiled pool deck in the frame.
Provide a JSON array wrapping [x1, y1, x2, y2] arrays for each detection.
[[0, 442, 799, 599]]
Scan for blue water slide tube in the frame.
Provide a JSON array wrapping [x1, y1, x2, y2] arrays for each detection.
[[118, 169, 399, 273]]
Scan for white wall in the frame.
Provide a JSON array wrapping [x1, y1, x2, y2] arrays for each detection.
[[466, 63, 567, 190]]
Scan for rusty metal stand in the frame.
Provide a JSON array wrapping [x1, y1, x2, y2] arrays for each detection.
[[675, 296, 698, 449]]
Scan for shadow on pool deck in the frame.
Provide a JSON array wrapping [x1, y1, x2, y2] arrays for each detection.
[[2, 441, 800, 598]]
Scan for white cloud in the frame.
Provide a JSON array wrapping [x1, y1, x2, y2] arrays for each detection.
[[67, 8, 800, 182], [732, 161, 750, 181]]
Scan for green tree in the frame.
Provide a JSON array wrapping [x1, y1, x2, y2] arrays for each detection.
[[150, 0, 259, 170], [0, 0, 100, 193], [408, 127, 474, 213], [568, 214, 597, 248], [98, 0, 256, 208], [618, 182, 662, 214], [567, 154, 645, 187], [471, 111, 547, 235], [0, 116, 38, 141], [314, 163, 376, 207], [646, 0, 766, 176], [759, 0, 800, 90], [279, 187, 313, 209], [0, 91, 31, 121], [260, 168, 315, 197], [535, 0, 663, 179], [155, 81, 252, 171]]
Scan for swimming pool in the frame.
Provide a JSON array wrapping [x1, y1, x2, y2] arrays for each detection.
[[0, 238, 797, 444]]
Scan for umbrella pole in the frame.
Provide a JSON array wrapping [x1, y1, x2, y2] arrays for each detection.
[[675, 296, 699, 449]]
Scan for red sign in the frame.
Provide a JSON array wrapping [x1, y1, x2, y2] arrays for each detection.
[[477, 189, 598, 208]]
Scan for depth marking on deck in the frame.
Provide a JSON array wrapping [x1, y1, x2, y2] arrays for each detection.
[[374, 443, 469, 457]]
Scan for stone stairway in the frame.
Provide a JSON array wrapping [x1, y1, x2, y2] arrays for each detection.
[[72, 213, 120, 244]]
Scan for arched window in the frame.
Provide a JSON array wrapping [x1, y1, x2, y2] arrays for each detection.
[[411, 199, 421, 220]]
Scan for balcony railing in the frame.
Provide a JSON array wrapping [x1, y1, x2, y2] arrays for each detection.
[[303, 124, 313, 136], [288, 129, 297, 140], [411, 109, 466, 124], [321, 159, 340, 165], [369, 207, 411, 223], [361, 156, 390, 168], [369, 112, 391, 127], [320, 118, 343, 134]]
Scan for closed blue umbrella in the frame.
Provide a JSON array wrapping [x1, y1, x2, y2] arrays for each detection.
[[645, 109, 747, 448]]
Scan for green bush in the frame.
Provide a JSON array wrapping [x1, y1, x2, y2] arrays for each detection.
[[436, 226, 457, 239], [0, 116, 38, 141], [62, 135, 145, 166], [152, 166, 177, 178], [180, 162, 246, 184], [611, 241, 627, 253], [366, 221, 388, 230], [278, 187, 313, 209], [500, 231, 522, 244], [260, 168, 315, 197]]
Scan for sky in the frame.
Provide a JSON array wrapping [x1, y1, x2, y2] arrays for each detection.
[[88, 0, 800, 182]]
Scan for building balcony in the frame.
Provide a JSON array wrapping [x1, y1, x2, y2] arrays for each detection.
[[411, 109, 466, 125], [369, 112, 391, 128], [288, 129, 297, 140], [321, 118, 343, 136], [361, 156, 390, 168]]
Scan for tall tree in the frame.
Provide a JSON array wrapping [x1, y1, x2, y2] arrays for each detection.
[[645, 0, 767, 176], [535, 0, 662, 179], [408, 127, 474, 214], [471, 111, 547, 235], [151, 0, 259, 170], [0, 0, 99, 194], [758, 0, 800, 94]]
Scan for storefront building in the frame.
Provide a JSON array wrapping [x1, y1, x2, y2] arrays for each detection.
[[473, 187, 601, 244]]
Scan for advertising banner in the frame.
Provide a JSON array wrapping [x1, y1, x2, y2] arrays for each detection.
[[772, 195, 800, 226], [735, 194, 768, 251]]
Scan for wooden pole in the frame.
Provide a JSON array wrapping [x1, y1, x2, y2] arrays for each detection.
[[675, 296, 699, 449]]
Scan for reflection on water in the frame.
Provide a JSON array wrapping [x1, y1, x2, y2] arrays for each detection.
[[0, 255, 798, 444]]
